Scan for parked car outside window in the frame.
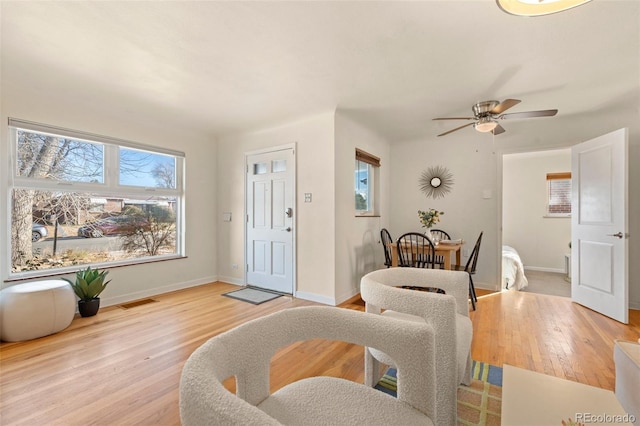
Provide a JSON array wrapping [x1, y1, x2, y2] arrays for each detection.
[[77, 216, 150, 238], [32, 223, 48, 242]]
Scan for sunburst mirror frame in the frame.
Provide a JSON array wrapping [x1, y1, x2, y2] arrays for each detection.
[[419, 165, 454, 199]]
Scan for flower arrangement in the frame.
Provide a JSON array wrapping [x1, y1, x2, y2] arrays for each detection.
[[418, 209, 444, 229]]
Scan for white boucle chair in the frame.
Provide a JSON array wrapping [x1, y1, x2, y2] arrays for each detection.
[[360, 268, 473, 387], [180, 306, 458, 426]]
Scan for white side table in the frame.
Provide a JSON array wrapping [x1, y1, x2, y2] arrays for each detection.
[[502, 364, 632, 425]]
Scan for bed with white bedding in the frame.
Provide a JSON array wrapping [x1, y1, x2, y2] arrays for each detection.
[[502, 245, 528, 290]]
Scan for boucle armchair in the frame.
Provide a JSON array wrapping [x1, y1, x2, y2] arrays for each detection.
[[180, 306, 457, 426], [360, 267, 473, 387]]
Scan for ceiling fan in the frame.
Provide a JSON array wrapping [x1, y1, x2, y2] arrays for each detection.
[[433, 99, 558, 137]]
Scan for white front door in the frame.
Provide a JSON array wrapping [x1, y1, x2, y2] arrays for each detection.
[[246, 147, 295, 294], [571, 128, 628, 323]]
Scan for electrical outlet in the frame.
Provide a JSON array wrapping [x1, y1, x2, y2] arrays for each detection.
[[462, 249, 470, 257], [231, 263, 238, 269]]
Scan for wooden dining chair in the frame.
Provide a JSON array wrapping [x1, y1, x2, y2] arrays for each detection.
[[430, 229, 451, 269], [396, 232, 436, 269], [452, 231, 483, 310], [380, 228, 393, 268]]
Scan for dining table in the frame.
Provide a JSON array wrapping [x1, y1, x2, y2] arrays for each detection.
[[388, 240, 464, 270]]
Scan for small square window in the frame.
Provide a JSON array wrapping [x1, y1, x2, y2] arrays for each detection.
[[253, 162, 267, 175], [547, 172, 571, 216]]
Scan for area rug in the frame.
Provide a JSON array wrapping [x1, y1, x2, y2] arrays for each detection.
[[375, 360, 502, 426], [222, 287, 283, 305]]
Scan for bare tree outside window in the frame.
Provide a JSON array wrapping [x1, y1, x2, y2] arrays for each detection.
[[152, 161, 176, 189], [120, 205, 176, 256]]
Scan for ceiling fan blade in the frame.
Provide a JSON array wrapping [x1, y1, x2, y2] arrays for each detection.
[[500, 109, 558, 120], [489, 99, 521, 115], [432, 117, 475, 121], [492, 124, 506, 135], [437, 122, 475, 137]]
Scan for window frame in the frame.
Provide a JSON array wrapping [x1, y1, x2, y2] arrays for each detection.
[[546, 172, 572, 217], [7, 118, 186, 281], [354, 148, 380, 216]]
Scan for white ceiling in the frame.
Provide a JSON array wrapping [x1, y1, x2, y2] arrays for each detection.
[[2, 1, 639, 145]]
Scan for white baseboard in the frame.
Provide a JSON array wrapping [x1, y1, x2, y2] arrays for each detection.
[[101, 275, 218, 307], [294, 291, 335, 306], [524, 266, 565, 274], [474, 280, 501, 292], [216, 275, 245, 286]]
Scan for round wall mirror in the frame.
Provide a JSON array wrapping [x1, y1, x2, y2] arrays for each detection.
[[419, 166, 454, 199]]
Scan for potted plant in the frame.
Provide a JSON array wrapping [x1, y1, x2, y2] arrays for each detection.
[[418, 208, 444, 241], [63, 266, 111, 317]]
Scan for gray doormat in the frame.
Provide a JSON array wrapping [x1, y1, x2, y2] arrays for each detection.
[[222, 287, 284, 305]]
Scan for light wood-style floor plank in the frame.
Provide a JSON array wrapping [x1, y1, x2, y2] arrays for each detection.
[[1, 282, 638, 425]]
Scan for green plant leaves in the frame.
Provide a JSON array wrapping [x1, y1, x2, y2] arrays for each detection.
[[63, 266, 110, 301]]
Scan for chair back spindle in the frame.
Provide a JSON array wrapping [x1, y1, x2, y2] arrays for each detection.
[[430, 229, 451, 268], [397, 232, 436, 269]]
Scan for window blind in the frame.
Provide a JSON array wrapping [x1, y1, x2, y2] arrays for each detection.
[[355, 148, 380, 167]]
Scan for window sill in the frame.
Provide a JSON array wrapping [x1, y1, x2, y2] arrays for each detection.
[[355, 214, 380, 218], [543, 215, 571, 219], [5, 255, 188, 283]]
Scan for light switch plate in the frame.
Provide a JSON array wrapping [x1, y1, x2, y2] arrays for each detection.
[[223, 212, 232, 222]]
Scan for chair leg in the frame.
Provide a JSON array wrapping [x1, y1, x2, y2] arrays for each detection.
[[468, 275, 477, 311], [469, 275, 478, 302]]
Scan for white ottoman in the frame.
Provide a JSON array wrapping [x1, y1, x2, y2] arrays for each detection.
[[614, 339, 640, 423], [0, 280, 76, 342]]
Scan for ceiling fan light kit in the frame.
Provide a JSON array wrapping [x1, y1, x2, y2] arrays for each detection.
[[496, 0, 593, 17], [475, 117, 498, 133]]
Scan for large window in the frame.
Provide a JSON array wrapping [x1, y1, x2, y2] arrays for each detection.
[[8, 118, 185, 278], [355, 148, 380, 215]]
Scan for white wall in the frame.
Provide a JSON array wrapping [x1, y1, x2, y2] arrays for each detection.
[[216, 112, 337, 304], [216, 110, 390, 305], [334, 111, 390, 304], [503, 149, 571, 272], [389, 134, 500, 289], [0, 92, 218, 306]]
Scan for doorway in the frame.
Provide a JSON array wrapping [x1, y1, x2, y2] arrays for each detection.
[[245, 145, 296, 294], [501, 149, 571, 297]]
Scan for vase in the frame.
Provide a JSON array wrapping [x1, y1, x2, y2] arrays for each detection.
[[78, 298, 100, 317], [424, 228, 433, 242]]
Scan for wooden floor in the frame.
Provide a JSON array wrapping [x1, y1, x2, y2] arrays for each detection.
[[1, 282, 638, 425]]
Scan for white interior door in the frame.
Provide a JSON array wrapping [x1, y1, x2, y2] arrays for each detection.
[[246, 148, 295, 294], [571, 128, 628, 323]]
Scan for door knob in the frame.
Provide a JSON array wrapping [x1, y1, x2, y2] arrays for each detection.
[[607, 232, 624, 239], [284, 227, 292, 232]]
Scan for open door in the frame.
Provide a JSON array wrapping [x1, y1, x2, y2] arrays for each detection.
[[571, 128, 628, 323]]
